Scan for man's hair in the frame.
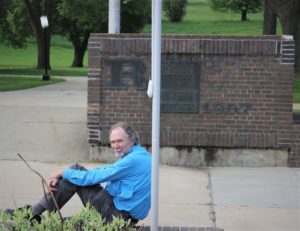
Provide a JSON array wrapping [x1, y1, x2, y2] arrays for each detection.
[[109, 122, 139, 144]]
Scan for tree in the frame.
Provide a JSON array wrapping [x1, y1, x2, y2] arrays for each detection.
[[121, 0, 151, 32], [163, 0, 188, 23], [57, 0, 151, 67], [0, 0, 151, 69], [262, 0, 300, 72], [0, 0, 31, 48], [262, 0, 277, 35], [56, 0, 108, 67], [210, 0, 262, 21], [0, 0, 57, 70], [24, 0, 58, 69]]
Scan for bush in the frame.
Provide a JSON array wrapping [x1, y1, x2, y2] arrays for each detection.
[[0, 205, 137, 231], [163, 0, 188, 22], [121, 0, 151, 33]]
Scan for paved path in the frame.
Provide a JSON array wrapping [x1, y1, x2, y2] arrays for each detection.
[[0, 78, 299, 231], [0, 77, 89, 161]]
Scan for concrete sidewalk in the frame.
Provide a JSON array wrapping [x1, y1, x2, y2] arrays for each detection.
[[0, 160, 299, 231], [0, 77, 299, 230], [0, 77, 90, 162]]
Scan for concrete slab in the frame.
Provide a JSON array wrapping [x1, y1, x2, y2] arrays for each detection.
[[142, 166, 213, 227], [0, 77, 89, 161], [210, 167, 300, 231], [215, 206, 300, 231], [210, 167, 300, 208]]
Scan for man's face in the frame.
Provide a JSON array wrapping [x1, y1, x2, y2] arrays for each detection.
[[110, 127, 134, 157]]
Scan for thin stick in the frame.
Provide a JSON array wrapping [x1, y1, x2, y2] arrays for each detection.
[[17, 153, 64, 223], [11, 191, 17, 210]]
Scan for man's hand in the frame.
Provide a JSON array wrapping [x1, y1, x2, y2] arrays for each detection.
[[47, 169, 64, 192]]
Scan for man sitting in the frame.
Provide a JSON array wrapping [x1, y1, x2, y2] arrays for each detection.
[[6, 122, 151, 225]]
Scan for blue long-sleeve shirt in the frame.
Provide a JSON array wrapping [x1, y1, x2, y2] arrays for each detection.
[[63, 144, 151, 220]]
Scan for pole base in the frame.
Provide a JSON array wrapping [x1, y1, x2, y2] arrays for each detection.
[[42, 75, 50, 81]]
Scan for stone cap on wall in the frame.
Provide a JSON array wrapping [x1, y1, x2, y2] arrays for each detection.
[[88, 33, 294, 64]]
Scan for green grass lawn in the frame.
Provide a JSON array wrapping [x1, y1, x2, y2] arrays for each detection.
[[294, 74, 300, 103], [0, 0, 299, 103], [0, 0, 272, 74], [143, 0, 282, 35], [0, 36, 87, 76], [0, 76, 65, 91]]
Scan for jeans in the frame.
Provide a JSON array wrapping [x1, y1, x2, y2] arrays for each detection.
[[37, 164, 138, 224]]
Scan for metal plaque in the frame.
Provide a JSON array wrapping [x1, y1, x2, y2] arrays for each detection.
[[104, 59, 147, 90], [161, 60, 199, 113]]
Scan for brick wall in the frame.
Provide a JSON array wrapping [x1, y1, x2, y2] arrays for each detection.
[[87, 34, 300, 167]]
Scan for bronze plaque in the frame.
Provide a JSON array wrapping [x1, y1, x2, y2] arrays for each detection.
[[161, 60, 199, 113]]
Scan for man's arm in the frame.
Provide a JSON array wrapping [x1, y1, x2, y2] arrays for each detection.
[[63, 158, 133, 186]]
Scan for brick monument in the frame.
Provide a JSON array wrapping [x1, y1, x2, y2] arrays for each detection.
[[87, 34, 300, 167]]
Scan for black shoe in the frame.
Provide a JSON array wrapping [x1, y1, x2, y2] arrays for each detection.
[[4, 205, 31, 215], [4, 208, 15, 216], [30, 214, 41, 224]]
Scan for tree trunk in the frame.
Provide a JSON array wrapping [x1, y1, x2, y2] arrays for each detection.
[[23, 0, 54, 70], [294, 18, 300, 73], [70, 32, 89, 68], [264, 0, 300, 73], [262, 0, 277, 35], [71, 46, 85, 67], [241, 10, 247, 21]]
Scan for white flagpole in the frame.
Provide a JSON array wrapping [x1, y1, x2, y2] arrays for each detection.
[[108, 0, 120, 33], [151, 0, 162, 230]]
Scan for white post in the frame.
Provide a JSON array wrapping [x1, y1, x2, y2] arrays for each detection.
[[108, 0, 120, 33], [151, 0, 162, 230]]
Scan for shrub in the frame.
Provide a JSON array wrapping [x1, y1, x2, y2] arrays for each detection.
[[121, 0, 151, 33], [163, 0, 188, 22], [0, 205, 137, 231]]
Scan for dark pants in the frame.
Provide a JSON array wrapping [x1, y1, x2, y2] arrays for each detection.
[[37, 164, 138, 224]]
